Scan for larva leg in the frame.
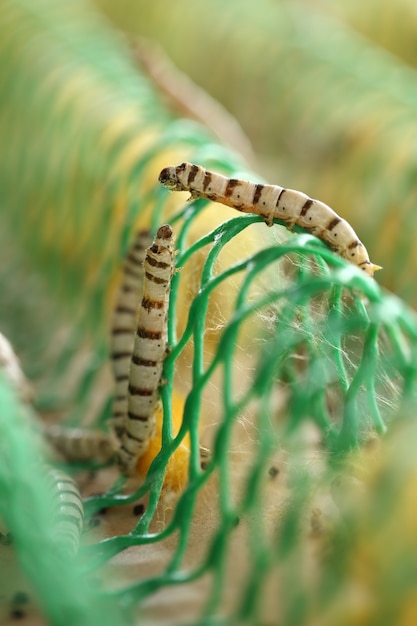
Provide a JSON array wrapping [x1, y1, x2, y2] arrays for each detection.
[[110, 230, 151, 439], [159, 163, 381, 276], [117, 224, 176, 476], [43, 424, 115, 463], [44, 467, 84, 558]]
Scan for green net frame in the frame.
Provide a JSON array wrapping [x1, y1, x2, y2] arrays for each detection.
[[2, 1, 417, 625]]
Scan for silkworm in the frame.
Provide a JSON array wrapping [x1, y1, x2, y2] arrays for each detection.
[[110, 229, 151, 439], [44, 467, 84, 557], [117, 224, 176, 475], [158, 162, 380, 276], [43, 425, 115, 463]]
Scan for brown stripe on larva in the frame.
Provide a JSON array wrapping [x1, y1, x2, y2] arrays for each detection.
[[111, 351, 133, 360], [142, 296, 165, 311], [112, 327, 135, 335], [131, 354, 158, 367], [127, 411, 151, 422], [348, 240, 361, 249], [203, 170, 212, 191], [115, 374, 129, 382], [253, 184, 264, 205], [300, 199, 314, 216], [144, 270, 169, 285], [327, 217, 342, 231], [118, 224, 175, 475], [225, 178, 240, 196], [146, 255, 170, 270], [115, 305, 137, 315], [136, 327, 163, 340], [128, 384, 154, 396], [187, 163, 199, 185], [276, 188, 286, 205]]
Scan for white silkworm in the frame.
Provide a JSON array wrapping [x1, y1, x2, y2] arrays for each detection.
[[158, 162, 380, 276], [110, 229, 151, 439], [117, 224, 175, 475]]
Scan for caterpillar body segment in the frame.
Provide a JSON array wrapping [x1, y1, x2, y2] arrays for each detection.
[[118, 224, 176, 476], [110, 230, 151, 439], [44, 425, 115, 463], [45, 467, 84, 557], [158, 162, 381, 276]]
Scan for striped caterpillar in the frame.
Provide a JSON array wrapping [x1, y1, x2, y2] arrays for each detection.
[[158, 162, 381, 276], [44, 425, 115, 464], [110, 229, 151, 439], [117, 224, 176, 475]]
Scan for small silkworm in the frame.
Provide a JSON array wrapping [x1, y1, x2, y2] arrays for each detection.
[[117, 224, 176, 475], [43, 425, 115, 463], [110, 230, 151, 439], [158, 162, 381, 276]]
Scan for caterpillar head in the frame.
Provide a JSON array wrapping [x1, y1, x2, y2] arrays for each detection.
[[158, 163, 188, 191]]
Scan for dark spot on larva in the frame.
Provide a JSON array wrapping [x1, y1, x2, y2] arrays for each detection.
[[127, 412, 150, 424], [203, 171, 212, 191], [224, 178, 240, 196], [178, 162, 187, 171], [187, 163, 199, 185], [348, 239, 361, 250], [327, 217, 341, 232], [133, 503, 145, 516], [300, 199, 313, 217], [253, 183, 264, 205], [207, 193, 218, 202], [268, 466, 280, 478]]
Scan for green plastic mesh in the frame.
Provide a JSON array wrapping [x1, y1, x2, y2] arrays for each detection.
[[2, 1, 417, 625]]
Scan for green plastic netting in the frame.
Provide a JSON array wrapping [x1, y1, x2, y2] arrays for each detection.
[[2, 1, 417, 625]]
